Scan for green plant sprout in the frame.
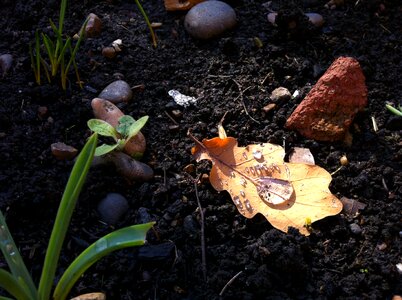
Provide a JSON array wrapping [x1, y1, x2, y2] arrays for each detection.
[[29, 0, 88, 90], [0, 133, 154, 300], [134, 0, 157, 47], [87, 115, 148, 157], [386, 103, 402, 117]]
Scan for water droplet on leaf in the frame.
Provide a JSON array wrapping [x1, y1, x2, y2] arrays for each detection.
[[253, 150, 262, 160], [95, 238, 108, 252]]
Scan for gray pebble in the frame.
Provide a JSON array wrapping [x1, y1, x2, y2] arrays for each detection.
[[270, 87, 291, 102], [0, 54, 13, 77], [97, 193, 129, 225], [349, 223, 362, 235], [305, 13, 324, 27], [98, 80, 133, 104], [183, 215, 199, 235], [137, 207, 153, 224], [184, 1, 237, 39]]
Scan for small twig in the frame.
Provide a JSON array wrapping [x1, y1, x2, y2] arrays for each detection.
[[164, 111, 179, 126], [371, 116, 378, 132], [331, 166, 343, 176], [232, 79, 260, 124], [207, 74, 232, 78], [261, 72, 271, 85], [379, 23, 391, 34], [219, 271, 243, 297], [163, 166, 167, 187], [381, 177, 389, 192], [193, 175, 207, 282]]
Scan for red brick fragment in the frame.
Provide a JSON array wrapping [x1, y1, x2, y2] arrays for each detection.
[[286, 57, 367, 141]]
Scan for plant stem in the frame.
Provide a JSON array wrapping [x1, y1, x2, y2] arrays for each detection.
[[386, 104, 402, 117], [134, 0, 157, 47]]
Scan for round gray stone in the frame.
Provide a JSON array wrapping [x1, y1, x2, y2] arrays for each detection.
[[98, 80, 133, 103], [349, 223, 362, 235], [270, 87, 291, 102], [97, 193, 129, 224], [184, 1, 237, 39]]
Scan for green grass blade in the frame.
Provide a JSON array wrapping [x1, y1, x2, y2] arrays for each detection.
[[0, 269, 33, 300], [133, 0, 157, 47], [57, 37, 71, 68], [29, 30, 41, 85], [34, 31, 41, 84], [41, 33, 58, 76], [29, 44, 40, 85], [386, 104, 402, 117], [65, 17, 88, 85], [40, 57, 51, 83], [0, 212, 37, 299], [61, 40, 74, 90], [53, 222, 154, 300], [58, 0, 68, 34], [72, 58, 83, 88], [41, 34, 55, 60], [37, 134, 98, 300], [49, 19, 64, 59]]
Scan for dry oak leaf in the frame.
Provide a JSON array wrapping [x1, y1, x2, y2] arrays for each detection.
[[191, 136, 342, 235]]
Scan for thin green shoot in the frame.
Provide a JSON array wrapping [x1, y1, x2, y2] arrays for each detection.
[[386, 103, 402, 117], [29, 30, 41, 85], [30, 0, 87, 90], [134, 0, 157, 47]]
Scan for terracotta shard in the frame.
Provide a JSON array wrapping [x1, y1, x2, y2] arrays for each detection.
[[164, 0, 205, 11], [286, 56, 367, 141]]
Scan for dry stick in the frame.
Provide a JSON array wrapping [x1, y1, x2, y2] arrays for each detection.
[[193, 175, 207, 282], [164, 110, 179, 126], [219, 270, 243, 297], [232, 79, 260, 124]]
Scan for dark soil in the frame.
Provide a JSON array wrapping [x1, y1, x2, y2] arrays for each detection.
[[1, 0, 401, 299]]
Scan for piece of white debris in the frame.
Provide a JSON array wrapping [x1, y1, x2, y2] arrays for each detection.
[[292, 90, 300, 98], [168, 90, 197, 107], [112, 39, 123, 52], [396, 263, 402, 275]]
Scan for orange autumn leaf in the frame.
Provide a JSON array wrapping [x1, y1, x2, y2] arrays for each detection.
[[190, 134, 342, 236]]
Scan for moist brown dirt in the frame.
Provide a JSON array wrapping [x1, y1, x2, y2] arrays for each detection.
[[0, 0, 401, 299]]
